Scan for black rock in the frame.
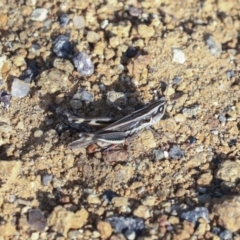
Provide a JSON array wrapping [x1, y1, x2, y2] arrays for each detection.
[[19, 60, 39, 83], [0, 91, 11, 108], [106, 216, 145, 236], [59, 13, 69, 27], [28, 208, 47, 232], [126, 47, 138, 58], [53, 35, 73, 58]]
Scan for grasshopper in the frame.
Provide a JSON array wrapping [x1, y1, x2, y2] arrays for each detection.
[[66, 98, 167, 149]]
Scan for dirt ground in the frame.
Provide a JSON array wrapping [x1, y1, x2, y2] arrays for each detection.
[[1, 0, 240, 239]]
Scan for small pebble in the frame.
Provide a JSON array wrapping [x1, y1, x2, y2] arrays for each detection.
[[187, 136, 197, 144], [53, 58, 74, 73], [152, 149, 165, 161], [125, 229, 136, 240], [228, 139, 236, 147], [133, 205, 151, 219], [102, 190, 118, 203], [69, 89, 93, 109], [172, 48, 186, 64], [43, 19, 52, 29], [226, 70, 235, 79], [182, 105, 200, 116], [204, 34, 222, 56], [87, 194, 100, 204], [52, 177, 65, 188], [99, 83, 106, 92], [59, 13, 69, 27], [172, 76, 181, 84], [92, 231, 100, 238], [165, 86, 175, 96], [126, 47, 138, 58], [11, 78, 30, 98], [19, 60, 39, 83], [0, 55, 7, 74], [112, 197, 129, 207], [141, 196, 156, 206], [169, 145, 185, 159], [198, 194, 211, 203], [129, 7, 142, 17], [28, 208, 47, 232], [30, 8, 48, 21], [73, 52, 94, 77], [31, 44, 40, 54], [86, 31, 100, 43], [218, 114, 226, 123], [219, 230, 232, 240], [106, 216, 145, 235], [73, 16, 85, 29], [181, 207, 209, 224], [0, 90, 11, 108], [212, 227, 221, 235], [138, 24, 155, 38], [97, 221, 112, 239], [100, 19, 108, 29], [174, 113, 186, 122], [69, 98, 83, 110], [53, 35, 73, 58], [31, 232, 39, 240], [68, 230, 83, 239], [9, 195, 16, 203], [78, 89, 94, 102], [34, 130, 43, 138], [196, 145, 204, 152], [42, 174, 53, 186], [106, 91, 127, 107]]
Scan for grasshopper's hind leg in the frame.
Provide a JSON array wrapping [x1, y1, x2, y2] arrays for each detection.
[[68, 133, 95, 149]]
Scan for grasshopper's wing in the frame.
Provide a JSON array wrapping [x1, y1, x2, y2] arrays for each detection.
[[56, 108, 115, 132]]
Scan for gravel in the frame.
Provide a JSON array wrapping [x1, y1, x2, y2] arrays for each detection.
[[72, 52, 94, 76], [19, 60, 39, 82], [72, 16, 85, 29], [172, 48, 186, 64], [11, 78, 30, 98], [59, 13, 69, 27], [28, 209, 47, 232], [53, 35, 73, 58], [106, 216, 145, 235], [181, 207, 210, 224], [204, 34, 222, 56], [169, 145, 185, 159], [30, 8, 48, 21], [0, 90, 11, 108]]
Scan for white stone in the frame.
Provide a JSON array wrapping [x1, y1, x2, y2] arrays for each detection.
[[73, 16, 85, 29], [11, 78, 30, 98], [0, 55, 6, 71], [100, 19, 109, 29], [172, 48, 186, 64], [125, 230, 136, 240], [205, 35, 222, 56], [31, 8, 48, 21]]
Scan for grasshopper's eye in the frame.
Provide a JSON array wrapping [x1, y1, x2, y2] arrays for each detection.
[[158, 106, 164, 113]]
